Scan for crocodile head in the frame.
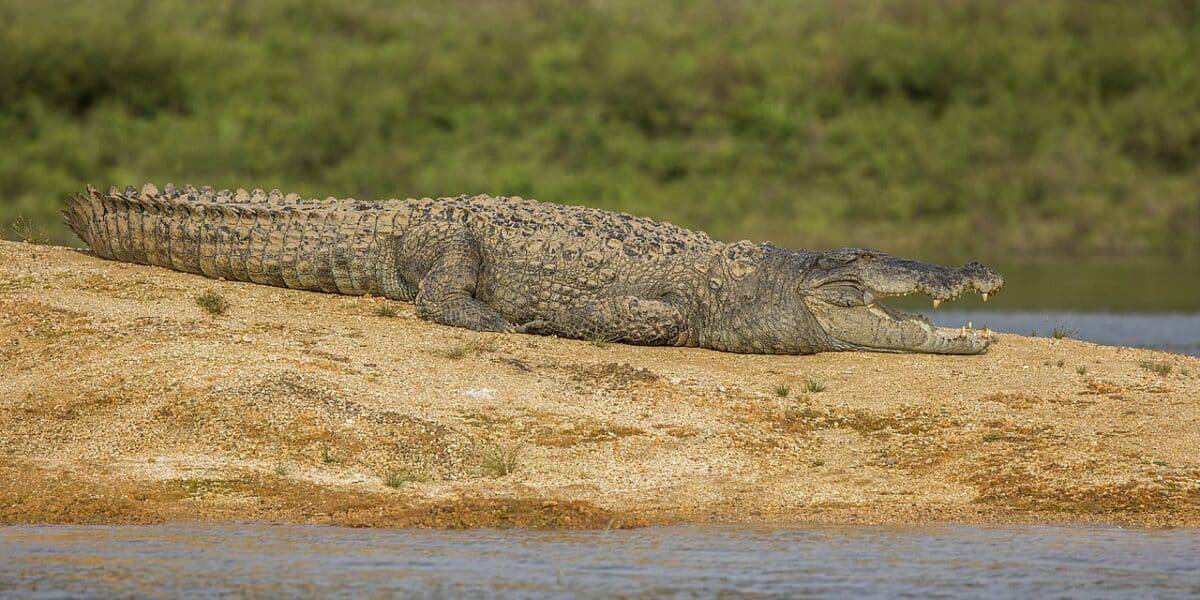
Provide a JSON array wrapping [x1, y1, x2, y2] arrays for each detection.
[[801, 248, 1004, 354]]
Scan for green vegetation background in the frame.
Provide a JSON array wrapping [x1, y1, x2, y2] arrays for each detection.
[[2, 0, 1198, 260]]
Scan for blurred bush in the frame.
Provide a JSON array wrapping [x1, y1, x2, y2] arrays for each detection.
[[1, 0, 1197, 258]]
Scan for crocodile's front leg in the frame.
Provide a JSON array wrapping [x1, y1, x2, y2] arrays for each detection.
[[415, 231, 516, 333], [519, 296, 684, 345]]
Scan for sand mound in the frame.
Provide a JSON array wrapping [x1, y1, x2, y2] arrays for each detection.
[[2, 240, 1198, 528]]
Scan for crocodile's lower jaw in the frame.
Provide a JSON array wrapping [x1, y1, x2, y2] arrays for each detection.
[[807, 299, 992, 355]]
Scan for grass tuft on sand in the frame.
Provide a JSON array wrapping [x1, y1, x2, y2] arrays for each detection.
[[195, 291, 229, 315], [478, 443, 522, 478]]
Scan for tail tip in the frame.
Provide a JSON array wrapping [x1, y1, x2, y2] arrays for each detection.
[[62, 191, 93, 245]]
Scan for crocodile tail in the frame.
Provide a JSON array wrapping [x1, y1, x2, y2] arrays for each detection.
[[62, 186, 106, 257], [63, 184, 400, 296]]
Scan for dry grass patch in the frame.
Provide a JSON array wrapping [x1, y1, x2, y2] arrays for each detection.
[[586, 332, 620, 348], [10, 217, 50, 245], [1139, 361, 1173, 377], [833, 409, 945, 437], [803, 378, 826, 393], [1051, 324, 1075, 340], [662, 424, 700, 438], [1081, 380, 1124, 396], [534, 420, 645, 448], [982, 392, 1042, 409], [978, 419, 1056, 445], [762, 405, 826, 436], [372, 304, 399, 317], [478, 442, 522, 478], [0, 275, 35, 292], [195, 290, 229, 315], [383, 467, 429, 488]]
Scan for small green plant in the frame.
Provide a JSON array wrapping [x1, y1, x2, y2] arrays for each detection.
[[1139, 361, 1172, 377], [383, 467, 428, 488], [320, 447, 338, 464], [195, 290, 229, 315], [804, 378, 826, 393], [1152, 460, 1169, 467], [372, 304, 398, 317], [479, 442, 522, 477], [809, 458, 825, 467], [11, 217, 50, 245], [1075, 365, 1088, 375], [587, 332, 619, 349], [273, 464, 289, 476], [1051, 324, 1075, 340], [773, 384, 790, 398]]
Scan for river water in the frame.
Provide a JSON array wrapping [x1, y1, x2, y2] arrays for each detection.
[[929, 310, 1200, 356], [2, 523, 1198, 598]]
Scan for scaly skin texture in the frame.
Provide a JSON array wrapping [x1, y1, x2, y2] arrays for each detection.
[[63, 184, 1003, 354]]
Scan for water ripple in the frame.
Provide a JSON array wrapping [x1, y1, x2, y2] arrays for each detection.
[[2, 524, 1199, 598]]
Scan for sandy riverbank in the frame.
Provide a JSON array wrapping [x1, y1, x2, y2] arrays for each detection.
[[1, 240, 1197, 528]]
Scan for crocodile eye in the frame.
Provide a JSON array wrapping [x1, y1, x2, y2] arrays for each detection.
[[859, 252, 875, 261]]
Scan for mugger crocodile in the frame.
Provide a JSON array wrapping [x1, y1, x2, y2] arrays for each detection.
[[64, 184, 1003, 354]]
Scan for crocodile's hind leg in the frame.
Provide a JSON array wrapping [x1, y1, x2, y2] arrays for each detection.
[[414, 232, 516, 333], [519, 296, 683, 345]]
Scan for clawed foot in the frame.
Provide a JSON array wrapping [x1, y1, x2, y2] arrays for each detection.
[[515, 319, 551, 335]]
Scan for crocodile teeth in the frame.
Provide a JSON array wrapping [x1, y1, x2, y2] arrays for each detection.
[[933, 299, 942, 309], [982, 292, 989, 302]]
